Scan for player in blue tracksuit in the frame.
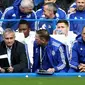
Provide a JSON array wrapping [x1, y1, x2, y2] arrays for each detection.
[[32, 29, 67, 72], [68, 0, 85, 35], [36, 2, 66, 34], [0, 0, 37, 31], [68, 26, 85, 72], [36, 4, 66, 19]]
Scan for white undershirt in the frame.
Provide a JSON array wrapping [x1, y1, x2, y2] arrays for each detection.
[[6, 46, 12, 66]]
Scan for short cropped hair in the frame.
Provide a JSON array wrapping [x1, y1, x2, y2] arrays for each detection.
[[3, 28, 15, 37], [19, 19, 30, 28], [57, 20, 69, 27], [36, 29, 50, 41]]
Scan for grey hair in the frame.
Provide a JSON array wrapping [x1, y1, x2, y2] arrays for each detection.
[[20, 0, 34, 9], [3, 28, 15, 37], [44, 2, 57, 14]]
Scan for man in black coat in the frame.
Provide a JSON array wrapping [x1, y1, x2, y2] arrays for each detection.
[[0, 28, 28, 73]]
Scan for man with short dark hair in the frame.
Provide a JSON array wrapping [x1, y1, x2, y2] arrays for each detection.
[[18, 19, 35, 69]]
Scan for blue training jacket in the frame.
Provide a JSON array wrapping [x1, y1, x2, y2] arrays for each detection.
[[69, 37, 85, 72], [32, 37, 67, 72], [36, 7, 66, 34], [68, 10, 85, 35], [1, 0, 37, 31]]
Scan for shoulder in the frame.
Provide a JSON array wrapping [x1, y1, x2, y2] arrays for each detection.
[[4, 6, 14, 14], [31, 10, 36, 15], [57, 8, 66, 14], [14, 40, 25, 48], [67, 11, 76, 18], [72, 40, 80, 48], [1, 6, 14, 18], [36, 8, 42, 13], [50, 37, 63, 48], [36, 8, 43, 18]]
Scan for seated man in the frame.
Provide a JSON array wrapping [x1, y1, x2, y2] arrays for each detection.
[[68, 0, 85, 35], [69, 26, 85, 72], [18, 19, 35, 71], [52, 20, 77, 71], [36, 1, 66, 34], [0, 28, 28, 73], [32, 29, 67, 73], [53, 19, 77, 52]]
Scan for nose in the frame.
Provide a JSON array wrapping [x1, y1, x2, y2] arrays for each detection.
[[8, 39, 11, 42]]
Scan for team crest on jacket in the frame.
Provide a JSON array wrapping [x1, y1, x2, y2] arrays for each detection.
[[12, 14, 16, 17], [27, 14, 31, 18], [80, 48, 83, 50], [52, 50, 55, 56]]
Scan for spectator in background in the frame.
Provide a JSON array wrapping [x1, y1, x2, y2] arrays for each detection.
[[0, 28, 28, 73], [18, 19, 35, 69], [69, 26, 85, 72], [36, 0, 66, 19], [32, 29, 67, 73], [68, 0, 85, 35], [34, 0, 74, 13], [44, 0, 74, 13], [0, 0, 37, 31], [37, 2, 66, 34]]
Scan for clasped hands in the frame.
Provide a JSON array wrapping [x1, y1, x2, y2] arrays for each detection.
[[0, 66, 14, 73], [78, 63, 85, 72]]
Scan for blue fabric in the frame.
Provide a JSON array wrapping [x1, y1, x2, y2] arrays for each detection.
[[70, 2, 76, 8], [32, 37, 67, 72], [69, 37, 85, 72], [36, 7, 66, 34], [69, 10, 85, 35], [1, 0, 36, 31]]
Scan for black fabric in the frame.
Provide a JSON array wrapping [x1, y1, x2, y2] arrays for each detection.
[[0, 40, 28, 73]]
